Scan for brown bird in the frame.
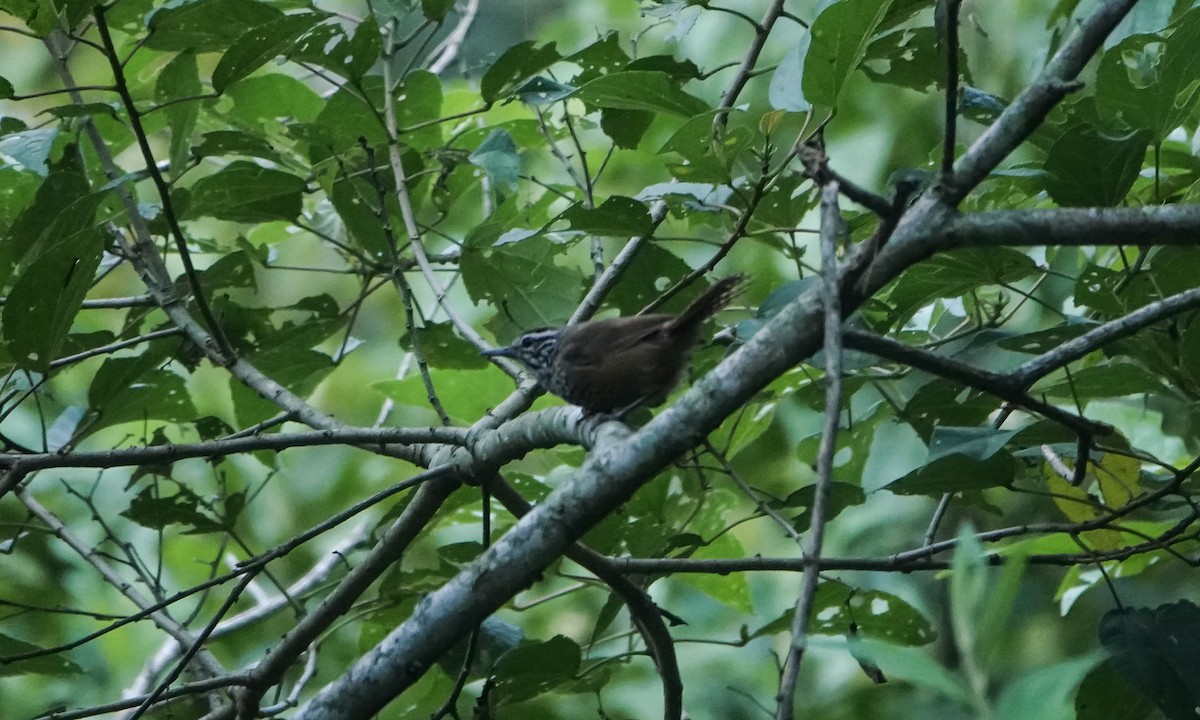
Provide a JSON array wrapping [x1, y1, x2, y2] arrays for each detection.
[[483, 275, 744, 414]]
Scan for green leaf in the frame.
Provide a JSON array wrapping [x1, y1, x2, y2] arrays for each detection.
[[462, 229, 583, 342], [192, 130, 286, 163], [600, 107, 654, 149], [1100, 601, 1200, 720], [904, 380, 997, 440], [329, 170, 392, 260], [0, 633, 83, 677], [769, 36, 812, 111], [2, 185, 104, 372], [803, 0, 895, 108], [89, 369, 197, 433], [408, 323, 487, 370], [561, 196, 652, 236], [830, 635, 972, 705], [752, 174, 816, 231], [390, 70, 444, 150], [373, 367, 517, 423], [515, 76, 577, 106], [678, 532, 753, 613], [1076, 660, 1157, 720], [995, 319, 1099, 354], [887, 452, 1015, 494], [286, 13, 380, 80], [312, 75, 428, 152], [0, 75, 12, 100], [949, 525, 990, 663], [1095, 9, 1200, 139], [468, 129, 520, 195], [2, 234, 102, 372], [882, 247, 1038, 325], [212, 12, 326, 92], [40, 102, 119, 119], [480, 41, 561, 104], [87, 340, 180, 410], [1044, 124, 1150, 207], [878, 0, 936, 32], [122, 484, 221, 532], [600, 243, 694, 316], [491, 635, 581, 705], [658, 109, 757, 182], [626, 54, 701, 79], [224, 74, 325, 127], [864, 26, 969, 92], [0, 0, 90, 36], [421, 0, 452, 21], [805, 584, 936, 645], [0, 127, 58, 176], [0, 166, 87, 288], [146, 0, 282, 52], [712, 394, 778, 460], [230, 348, 335, 426], [927, 426, 1019, 463], [184, 161, 305, 222], [576, 71, 707, 117], [157, 52, 202, 181], [777, 482, 865, 532], [1031, 364, 1169, 400], [566, 33, 631, 85], [0, 168, 41, 236], [995, 653, 1107, 720]]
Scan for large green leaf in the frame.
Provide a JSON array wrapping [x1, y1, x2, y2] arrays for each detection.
[[995, 653, 1107, 720], [2, 190, 105, 372], [286, 12, 380, 80], [1096, 8, 1200, 139], [750, 584, 936, 646], [561, 196, 653, 236], [887, 452, 1016, 495], [490, 636, 581, 706], [0, 166, 88, 289], [480, 41, 561, 104], [1076, 660, 1157, 720], [212, 12, 326, 92], [1100, 601, 1200, 720], [801, 0, 895, 108], [575, 71, 708, 117], [0, 633, 82, 677], [156, 52, 202, 181], [1044, 124, 1150, 207], [145, 0, 282, 52], [461, 228, 584, 343], [184, 161, 306, 222]]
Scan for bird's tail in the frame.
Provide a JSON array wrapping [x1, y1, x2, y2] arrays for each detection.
[[668, 274, 746, 333]]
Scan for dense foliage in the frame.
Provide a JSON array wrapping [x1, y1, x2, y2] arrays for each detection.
[[2, 1, 1200, 719]]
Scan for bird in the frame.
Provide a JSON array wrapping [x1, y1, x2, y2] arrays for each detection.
[[483, 275, 744, 414]]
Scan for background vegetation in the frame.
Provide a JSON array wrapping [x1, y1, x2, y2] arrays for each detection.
[[1, 1, 1200, 719]]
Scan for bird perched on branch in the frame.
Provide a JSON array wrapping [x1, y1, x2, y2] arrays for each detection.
[[484, 275, 744, 414]]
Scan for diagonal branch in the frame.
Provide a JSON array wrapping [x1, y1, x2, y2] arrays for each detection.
[[942, 0, 1138, 201]]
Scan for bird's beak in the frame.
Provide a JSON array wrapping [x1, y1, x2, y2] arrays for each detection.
[[482, 346, 514, 358]]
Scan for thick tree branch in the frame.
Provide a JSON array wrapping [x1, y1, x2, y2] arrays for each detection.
[[942, 0, 1138, 201], [946, 205, 1200, 249]]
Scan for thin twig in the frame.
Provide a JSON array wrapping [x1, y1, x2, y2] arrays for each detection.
[[776, 181, 842, 720], [92, 8, 232, 359], [427, 0, 481, 74], [940, 0, 963, 180]]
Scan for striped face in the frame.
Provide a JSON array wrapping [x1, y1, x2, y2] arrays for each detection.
[[486, 329, 561, 384]]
